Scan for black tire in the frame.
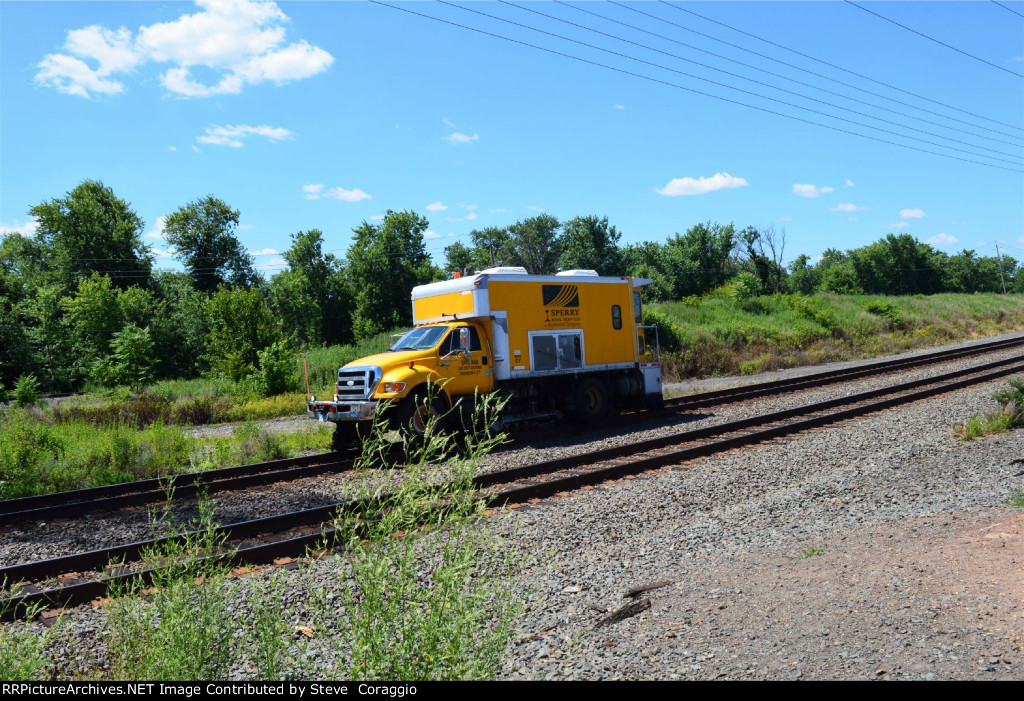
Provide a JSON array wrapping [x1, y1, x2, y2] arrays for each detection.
[[571, 377, 609, 423], [331, 422, 361, 452], [395, 389, 449, 439]]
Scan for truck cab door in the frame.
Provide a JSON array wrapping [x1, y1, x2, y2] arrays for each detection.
[[437, 325, 494, 398]]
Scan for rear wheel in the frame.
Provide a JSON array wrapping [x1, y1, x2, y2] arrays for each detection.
[[571, 377, 609, 423]]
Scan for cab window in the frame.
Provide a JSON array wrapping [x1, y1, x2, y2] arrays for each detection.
[[441, 326, 482, 355], [633, 291, 642, 324]]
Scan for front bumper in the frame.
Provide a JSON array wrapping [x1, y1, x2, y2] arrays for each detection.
[[307, 400, 378, 422]]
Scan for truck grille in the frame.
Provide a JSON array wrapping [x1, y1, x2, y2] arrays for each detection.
[[336, 367, 380, 401]]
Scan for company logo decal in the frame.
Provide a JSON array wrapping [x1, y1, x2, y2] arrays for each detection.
[[542, 284, 580, 326], [542, 284, 579, 308]]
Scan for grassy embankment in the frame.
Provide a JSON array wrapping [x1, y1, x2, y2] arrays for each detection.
[[650, 292, 1024, 381]]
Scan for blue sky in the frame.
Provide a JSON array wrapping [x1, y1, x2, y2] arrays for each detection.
[[2, 0, 1023, 274]]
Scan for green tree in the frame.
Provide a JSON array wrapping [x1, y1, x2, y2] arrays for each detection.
[[347, 211, 436, 338], [63, 274, 124, 377], [559, 215, 622, 275], [621, 241, 674, 301], [506, 215, 562, 274], [663, 222, 739, 297], [149, 272, 210, 378], [788, 254, 821, 295], [163, 197, 258, 292], [29, 180, 152, 291], [205, 287, 283, 381], [271, 229, 353, 346]]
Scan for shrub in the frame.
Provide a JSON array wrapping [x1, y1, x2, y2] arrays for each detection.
[[642, 308, 684, 352], [865, 300, 903, 329], [13, 374, 40, 407], [255, 340, 296, 397]]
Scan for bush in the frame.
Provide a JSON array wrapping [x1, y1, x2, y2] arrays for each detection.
[[13, 374, 40, 407], [642, 308, 684, 352], [255, 340, 296, 397], [865, 300, 903, 329]]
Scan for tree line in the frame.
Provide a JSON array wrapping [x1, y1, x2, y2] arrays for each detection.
[[1, 179, 1020, 391]]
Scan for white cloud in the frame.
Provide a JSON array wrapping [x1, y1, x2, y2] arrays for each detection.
[[36, 0, 333, 98], [657, 172, 749, 197], [613, 104, 625, 109], [900, 208, 926, 219], [36, 53, 127, 97], [197, 124, 292, 147], [191, 145, 200, 153], [237, 223, 254, 230], [445, 132, 479, 145], [830, 202, 860, 212], [303, 184, 371, 202], [465, 204, 477, 211], [491, 208, 506, 213], [251, 247, 278, 256], [423, 230, 440, 239], [889, 221, 909, 230], [442, 117, 457, 129], [465, 212, 478, 221], [370, 214, 385, 222], [323, 187, 371, 202], [426, 201, 448, 212], [0, 218, 39, 237], [927, 233, 958, 246], [527, 205, 546, 212], [792, 183, 833, 198], [152, 245, 178, 258], [845, 179, 855, 187], [143, 216, 167, 241], [167, 146, 177, 151], [258, 256, 287, 270]]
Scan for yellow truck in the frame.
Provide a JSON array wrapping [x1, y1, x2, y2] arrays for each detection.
[[307, 267, 662, 450]]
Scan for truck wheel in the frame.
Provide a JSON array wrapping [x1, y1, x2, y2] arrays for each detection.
[[572, 377, 609, 423], [396, 390, 449, 439], [331, 422, 361, 452]]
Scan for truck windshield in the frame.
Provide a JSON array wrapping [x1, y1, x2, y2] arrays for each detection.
[[389, 326, 450, 351]]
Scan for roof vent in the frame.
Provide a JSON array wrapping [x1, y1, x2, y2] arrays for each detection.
[[556, 269, 599, 277], [478, 266, 528, 275]]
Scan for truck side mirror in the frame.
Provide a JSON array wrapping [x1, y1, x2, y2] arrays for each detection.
[[458, 328, 471, 356]]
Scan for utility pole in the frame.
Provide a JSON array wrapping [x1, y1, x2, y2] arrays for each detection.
[[996, 245, 1008, 294]]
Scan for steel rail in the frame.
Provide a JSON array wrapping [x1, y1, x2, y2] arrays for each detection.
[[3, 354, 1022, 617]]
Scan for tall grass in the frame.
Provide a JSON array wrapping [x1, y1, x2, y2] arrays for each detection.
[[313, 389, 523, 680], [0, 408, 332, 498], [301, 331, 398, 396]]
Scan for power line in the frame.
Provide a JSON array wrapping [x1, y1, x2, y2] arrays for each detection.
[[556, 0, 1022, 149], [992, 1, 1024, 19], [433, 0, 1022, 169], [368, 0, 1023, 173], [658, 0, 1024, 133], [498, 0, 1023, 162], [846, 0, 1024, 79]]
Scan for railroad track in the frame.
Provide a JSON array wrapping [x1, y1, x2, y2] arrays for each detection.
[[4, 349, 1023, 618], [1, 334, 1021, 525]]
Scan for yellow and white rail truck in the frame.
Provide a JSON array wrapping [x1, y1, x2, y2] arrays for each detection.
[[307, 267, 662, 450]]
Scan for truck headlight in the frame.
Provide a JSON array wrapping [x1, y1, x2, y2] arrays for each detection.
[[383, 382, 406, 393]]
